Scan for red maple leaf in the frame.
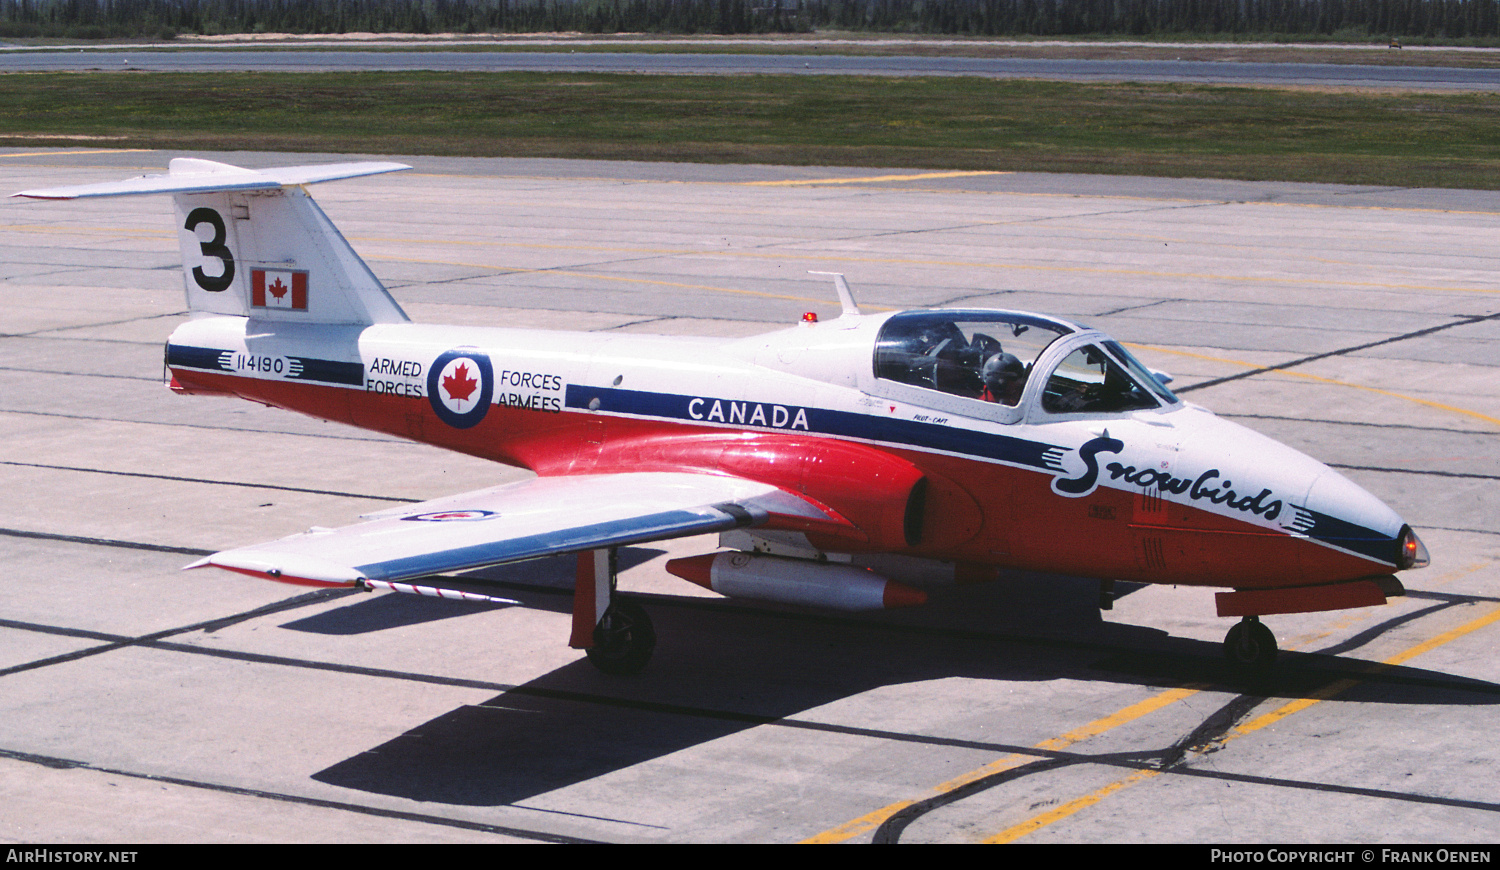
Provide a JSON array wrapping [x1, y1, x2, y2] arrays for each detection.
[[443, 363, 478, 402], [267, 277, 288, 299]]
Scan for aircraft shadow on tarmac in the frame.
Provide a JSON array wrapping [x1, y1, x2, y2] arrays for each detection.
[[291, 552, 1498, 807]]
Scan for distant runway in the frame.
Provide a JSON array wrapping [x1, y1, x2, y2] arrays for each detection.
[[3, 48, 1500, 89], [2, 149, 1497, 843]]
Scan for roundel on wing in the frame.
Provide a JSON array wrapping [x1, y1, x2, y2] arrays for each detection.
[[405, 509, 500, 522], [427, 349, 494, 429]]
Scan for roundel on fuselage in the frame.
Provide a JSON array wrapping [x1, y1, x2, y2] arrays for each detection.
[[428, 349, 494, 429]]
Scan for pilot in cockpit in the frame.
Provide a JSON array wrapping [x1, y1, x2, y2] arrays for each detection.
[[978, 352, 1026, 405], [875, 313, 1061, 407]]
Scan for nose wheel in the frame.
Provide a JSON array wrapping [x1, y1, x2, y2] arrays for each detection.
[[1224, 616, 1278, 674]]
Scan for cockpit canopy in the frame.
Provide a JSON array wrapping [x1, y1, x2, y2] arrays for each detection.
[[872, 310, 1179, 419]]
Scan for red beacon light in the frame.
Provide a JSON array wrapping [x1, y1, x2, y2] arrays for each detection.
[[802, 311, 819, 323]]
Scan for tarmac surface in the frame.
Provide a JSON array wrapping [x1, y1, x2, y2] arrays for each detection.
[[1, 149, 1497, 843]]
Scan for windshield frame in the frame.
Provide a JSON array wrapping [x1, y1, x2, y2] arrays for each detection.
[[1027, 332, 1183, 421]]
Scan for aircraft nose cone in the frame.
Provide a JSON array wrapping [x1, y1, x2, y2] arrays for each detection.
[[1304, 468, 1400, 533], [1303, 468, 1423, 571]]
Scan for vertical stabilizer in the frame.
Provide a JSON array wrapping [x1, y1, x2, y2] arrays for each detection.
[[175, 186, 407, 324], [16, 159, 412, 326]]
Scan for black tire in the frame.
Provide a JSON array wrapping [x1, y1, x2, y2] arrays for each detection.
[[586, 599, 656, 676], [1224, 618, 1278, 675]]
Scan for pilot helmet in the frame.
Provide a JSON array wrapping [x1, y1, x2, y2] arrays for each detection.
[[981, 352, 1024, 389]]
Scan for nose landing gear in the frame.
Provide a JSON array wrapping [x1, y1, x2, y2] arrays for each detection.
[[1224, 616, 1278, 674]]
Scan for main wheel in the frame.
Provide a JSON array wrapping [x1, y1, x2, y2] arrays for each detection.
[[586, 598, 656, 675], [1224, 617, 1277, 675]]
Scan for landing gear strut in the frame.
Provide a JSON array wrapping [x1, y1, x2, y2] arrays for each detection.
[[1223, 616, 1277, 674], [573, 547, 656, 675]]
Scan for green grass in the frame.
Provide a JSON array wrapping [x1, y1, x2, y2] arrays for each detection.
[[5, 71, 1500, 188]]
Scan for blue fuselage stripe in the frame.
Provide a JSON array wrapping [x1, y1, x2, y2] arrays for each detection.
[[1297, 508, 1400, 564], [166, 343, 364, 387], [564, 384, 1065, 472]]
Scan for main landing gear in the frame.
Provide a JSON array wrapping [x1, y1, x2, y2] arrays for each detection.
[[573, 547, 656, 675], [1223, 616, 1278, 675], [587, 599, 656, 675]]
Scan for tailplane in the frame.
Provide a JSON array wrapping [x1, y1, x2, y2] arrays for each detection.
[[15, 158, 411, 326]]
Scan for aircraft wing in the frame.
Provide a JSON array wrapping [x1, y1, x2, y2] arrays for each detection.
[[185, 472, 823, 589]]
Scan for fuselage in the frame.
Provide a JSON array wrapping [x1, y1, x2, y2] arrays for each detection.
[[164, 308, 1413, 593]]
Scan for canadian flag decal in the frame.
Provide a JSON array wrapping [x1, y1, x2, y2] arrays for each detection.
[[251, 269, 309, 311]]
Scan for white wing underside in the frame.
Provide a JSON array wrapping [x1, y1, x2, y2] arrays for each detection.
[[186, 472, 826, 588]]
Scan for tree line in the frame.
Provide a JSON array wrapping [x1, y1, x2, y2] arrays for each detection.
[[2, 0, 1495, 41]]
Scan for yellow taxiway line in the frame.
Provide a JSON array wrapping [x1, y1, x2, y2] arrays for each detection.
[[738, 171, 1005, 187], [982, 601, 1500, 843], [801, 685, 1204, 843], [1132, 344, 1500, 431]]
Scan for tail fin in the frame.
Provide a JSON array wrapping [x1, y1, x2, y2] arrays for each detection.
[[15, 158, 411, 326]]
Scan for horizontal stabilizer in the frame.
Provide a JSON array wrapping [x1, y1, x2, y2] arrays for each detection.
[[13, 158, 410, 200], [16, 157, 413, 324]]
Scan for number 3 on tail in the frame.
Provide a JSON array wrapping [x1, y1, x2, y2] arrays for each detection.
[[185, 207, 234, 292]]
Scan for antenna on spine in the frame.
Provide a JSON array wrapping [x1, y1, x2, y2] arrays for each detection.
[[809, 271, 861, 318]]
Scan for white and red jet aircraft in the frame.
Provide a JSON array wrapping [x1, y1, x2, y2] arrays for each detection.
[[18, 159, 1430, 675]]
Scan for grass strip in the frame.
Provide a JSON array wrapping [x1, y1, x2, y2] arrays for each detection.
[[3, 71, 1499, 188]]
